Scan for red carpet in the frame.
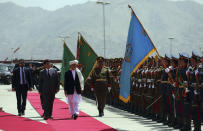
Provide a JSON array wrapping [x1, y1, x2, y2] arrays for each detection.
[[28, 93, 117, 131], [0, 112, 54, 131]]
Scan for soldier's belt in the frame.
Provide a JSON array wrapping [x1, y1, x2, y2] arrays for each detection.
[[142, 78, 146, 81], [138, 79, 142, 82], [96, 79, 107, 82], [191, 83, 197, 87], [179, 86, 184, 88], [161, 81, 170, 84], [183, 81, 187, 84]]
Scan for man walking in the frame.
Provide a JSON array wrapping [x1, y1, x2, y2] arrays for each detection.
[[12, 59, 32, 116], [64, 60, 84, 120], [91, 57, 112, 117], [39, 60, 59, 120]]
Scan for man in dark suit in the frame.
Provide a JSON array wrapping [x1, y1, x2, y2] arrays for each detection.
[[12, 59, 32, 116], [64, 60, 83, 120], [39, 60, 59, 120]]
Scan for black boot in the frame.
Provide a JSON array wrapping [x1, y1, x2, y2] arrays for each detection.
[[99, 109, 103, 117], [180, 118, 191, 131], [193, 119, 201, 131]]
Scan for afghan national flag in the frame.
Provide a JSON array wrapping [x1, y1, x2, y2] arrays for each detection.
[[60, 42, 75, 86], [78, 33, 98, 82]]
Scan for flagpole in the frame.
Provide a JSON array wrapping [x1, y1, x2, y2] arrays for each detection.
[[128, 5, 160, 57]]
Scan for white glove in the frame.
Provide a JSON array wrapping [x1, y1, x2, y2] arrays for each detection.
[[132, 82, 135, 86], [152, 84, 155, 88], [91, 88, 94, 91], [186, 88, 190, 93], [194, 90, 198, 95], [172, 94, 175, 99], [173, 82, 176, 87], [165, 68, 170, 73], [108, 87, 111, 92], [195, 70, 199, 76]]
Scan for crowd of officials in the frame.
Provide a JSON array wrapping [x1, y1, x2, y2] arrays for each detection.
[[83, 52, 203, 131]]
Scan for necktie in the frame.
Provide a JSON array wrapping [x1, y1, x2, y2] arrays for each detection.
[[22, 67, 25, 84], [48, 69, 50, 78]]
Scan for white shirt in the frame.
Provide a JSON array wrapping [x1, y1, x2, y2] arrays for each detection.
[[72, 70, 76, 80], [46, 69, 50, 76]]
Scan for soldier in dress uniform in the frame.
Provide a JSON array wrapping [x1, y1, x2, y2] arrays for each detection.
[[200, 56, 203, 124], [169, 55, 180, 128], [155, 58, 164, 123], [90, 56, 112, 117], [141, 62, 148, 116], [136, 64, 143, 115], [167, 55, 179, 128], [160, 54, 171, 125], [146, 57, 154, 119], [177, 53, 191, 131], [189, 52, 201, 131]]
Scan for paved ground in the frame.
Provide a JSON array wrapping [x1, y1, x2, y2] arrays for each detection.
[[0, 84, 184, 131]]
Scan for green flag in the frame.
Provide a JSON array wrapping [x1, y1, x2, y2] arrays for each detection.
[[78, 33, 98, 81], [60, 42, 75, 86]]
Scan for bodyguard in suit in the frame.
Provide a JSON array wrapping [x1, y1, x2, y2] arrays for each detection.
[[39, 60, 59, 120], [64, 60, 84, 120], [12, 59, 32, 116]]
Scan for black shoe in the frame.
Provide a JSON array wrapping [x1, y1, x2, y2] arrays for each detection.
[[99, 110, 103, 117], [21, 111, 25, 116], [174, 124, 182, 129], [49, 116, 53, 119], [163, 120, 169, 125], [101, 110, 104, 116], [71, 115, 74, 119], [74, 114, 78, 120], [18, 113, 21, 116], [44, 116, 49, 120], [168, 122, 175, 127], [180, 126, 191, 131], [41, 113, 45, 117]]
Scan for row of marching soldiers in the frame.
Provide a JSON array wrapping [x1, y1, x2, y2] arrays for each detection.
[[83, 52, 203, 131]]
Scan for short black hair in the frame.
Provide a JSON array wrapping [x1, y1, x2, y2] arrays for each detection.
[[18, 59, 24, 63], [43, 59, 50, 65]]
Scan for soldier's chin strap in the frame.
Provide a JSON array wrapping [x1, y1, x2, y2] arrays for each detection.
[[145, 95, 162, 110]]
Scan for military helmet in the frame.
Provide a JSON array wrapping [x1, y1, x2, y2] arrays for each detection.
[[97, 56, 104, 62], [179, 53, 189, 63], [192, 51, 200, 62]]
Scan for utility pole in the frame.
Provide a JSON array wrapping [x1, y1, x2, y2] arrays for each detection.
[[97, 1, 110, 58], [168, 37, 174, 56]]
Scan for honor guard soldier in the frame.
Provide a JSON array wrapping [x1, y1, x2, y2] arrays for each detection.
[[168, 55, 179, 128], [154, 58, 164, 122], [189, 52, 201, 131], [90, 56, 112, 117], [199, 55, 203, 124], [160, 54, 171, 125], [136, 65, 143, 115], [177, 53, 191, 131]]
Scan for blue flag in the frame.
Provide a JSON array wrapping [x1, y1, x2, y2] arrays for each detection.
[[119, 11, 156, 103]]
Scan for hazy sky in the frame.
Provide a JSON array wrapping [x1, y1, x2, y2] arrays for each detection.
[[0, 0, 97, 10], [0, 0, 202, 10]]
